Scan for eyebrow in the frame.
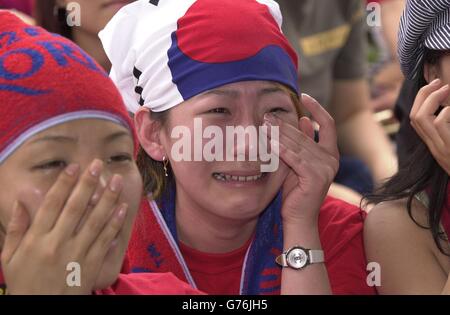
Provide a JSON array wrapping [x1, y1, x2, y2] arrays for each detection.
[[258, 87, 285, 96], [30, 135, 77, 145], [30, 131, 132, 145], [199, 86, 286, 98], [102, 131, 133, 144]]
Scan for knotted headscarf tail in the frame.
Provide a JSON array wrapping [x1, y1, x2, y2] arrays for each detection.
[[99, 0, 299, 114], [398, 0, 450, 79], [0, 11, 138, 163]]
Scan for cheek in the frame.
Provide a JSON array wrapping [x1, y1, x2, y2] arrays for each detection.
[[16, 184, 48, 220], [171, 161, 212, 184], [438, 57, 450, 85], [0, 183, 47, 230]]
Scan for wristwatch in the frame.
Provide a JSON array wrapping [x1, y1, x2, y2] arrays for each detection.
[[275, 246, 324, 270]]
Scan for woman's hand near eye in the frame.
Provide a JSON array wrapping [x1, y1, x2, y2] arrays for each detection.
[[265, 94, 338, 295], [264, 94, 339, 227], [0, 159, 128, 295], [410, 79, 450, 175]]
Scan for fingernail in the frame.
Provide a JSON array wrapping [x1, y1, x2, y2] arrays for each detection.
[[89, 192, 100, 206], [442, 84, 450, 91], [431, 78, 441, 86], [116, 204, 128, 220], [65, 164, 80, 176], [110, 238, 119, 249], [301, 93, 313, 100], [89, 160, 103, 177], [109, 174, 123, 192]]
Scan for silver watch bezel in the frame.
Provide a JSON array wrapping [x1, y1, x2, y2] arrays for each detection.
[[285, 246, 309, 270]]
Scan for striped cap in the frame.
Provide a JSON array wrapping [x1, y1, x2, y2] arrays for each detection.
[[99, 0, 299, 114], [398, 0, 450, 79]]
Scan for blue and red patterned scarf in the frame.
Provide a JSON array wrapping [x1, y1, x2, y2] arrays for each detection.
[[126, 186, 284, 294]]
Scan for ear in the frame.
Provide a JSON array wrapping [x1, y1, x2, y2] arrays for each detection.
[[424, 62, 440, 83], [134, 108, 166, 162]]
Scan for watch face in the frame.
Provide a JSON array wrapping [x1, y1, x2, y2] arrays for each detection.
[[287, 248, 308, 269]]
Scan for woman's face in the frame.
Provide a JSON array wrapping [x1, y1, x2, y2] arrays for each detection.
[[0, 119, 143, 288], [151, 81, 299, 222], [59, 0, 135, 35]]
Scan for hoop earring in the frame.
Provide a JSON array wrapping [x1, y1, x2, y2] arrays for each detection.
[[163, 156, 169, 177]]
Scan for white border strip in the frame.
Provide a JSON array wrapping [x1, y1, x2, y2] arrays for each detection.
[[148, 199, 198, 289], [239, 239, 253, 295]]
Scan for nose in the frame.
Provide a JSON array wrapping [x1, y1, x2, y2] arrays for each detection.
[[229, 114, 261, 162]]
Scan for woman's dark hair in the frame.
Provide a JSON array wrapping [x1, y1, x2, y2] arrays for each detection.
[[34, 0, 73, 39], [365, 48, 450, 256]]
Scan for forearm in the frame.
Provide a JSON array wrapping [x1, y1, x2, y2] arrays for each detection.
[[380, 0, 405, 58], [281, 222, 331, 295], [337, 109, 397, 183]]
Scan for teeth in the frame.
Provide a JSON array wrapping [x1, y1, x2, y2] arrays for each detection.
[[213, 173, 264, 182]]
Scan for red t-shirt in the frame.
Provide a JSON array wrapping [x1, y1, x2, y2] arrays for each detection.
[[178, 197, 377, 295], [96, 272, 203, 295], [179, 237, 252, 295], [0, 265, 201, 295]]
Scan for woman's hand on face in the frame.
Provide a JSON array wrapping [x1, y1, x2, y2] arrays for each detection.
[[0, 160, 128, 295], [264, 94, 339, 227], [410, 79, 450, 175]]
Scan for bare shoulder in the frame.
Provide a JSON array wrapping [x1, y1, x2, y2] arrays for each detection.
[[365, 198, 429, 235], [364, 198, 449, 294]]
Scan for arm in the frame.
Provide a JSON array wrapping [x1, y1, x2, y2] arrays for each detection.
[[371, 0, 405, 111], [380, 0, 405, 59], [330, 0, 397, 183], [330, 79, 397, 183], [265, 94, 338, 294]]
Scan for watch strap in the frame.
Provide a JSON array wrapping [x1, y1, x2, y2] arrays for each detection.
[[308, 249, 324, 264]]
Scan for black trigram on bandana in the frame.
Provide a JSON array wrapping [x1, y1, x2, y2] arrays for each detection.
[[133, 67, 145, 106]]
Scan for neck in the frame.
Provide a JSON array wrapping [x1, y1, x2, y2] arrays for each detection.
[[72, 28, 111, 72], [175, 191, 258, 254]]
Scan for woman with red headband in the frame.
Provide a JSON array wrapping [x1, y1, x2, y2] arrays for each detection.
[[0, 11, 200, 295]]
